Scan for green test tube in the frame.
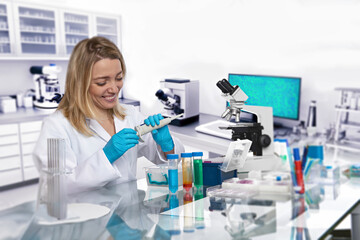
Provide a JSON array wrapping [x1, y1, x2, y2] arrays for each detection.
[[192, 152, 203, 187]]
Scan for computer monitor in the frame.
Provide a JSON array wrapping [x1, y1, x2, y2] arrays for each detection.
[[228, 73, 301, 123]]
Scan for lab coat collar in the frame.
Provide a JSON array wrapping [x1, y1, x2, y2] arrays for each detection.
[[87, 118, 111, 142]]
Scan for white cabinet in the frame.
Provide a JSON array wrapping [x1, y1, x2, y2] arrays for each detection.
[[0, 1, 121, 58], [95, 16, 119, 46], [0, 2, 15, 54], [0, 123, 22, 187], [13, 4, 59, 55], [0, 120, 42, 187], [62, 11, 90, 55], [19, 120, 42, 181]]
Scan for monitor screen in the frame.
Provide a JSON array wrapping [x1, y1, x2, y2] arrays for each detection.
[[228, 73, 301, 120]]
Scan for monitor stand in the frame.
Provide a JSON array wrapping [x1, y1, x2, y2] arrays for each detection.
[[273, 121, 293, 137]]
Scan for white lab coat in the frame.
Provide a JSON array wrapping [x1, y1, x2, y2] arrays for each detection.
[[32, 104, 185, 194]]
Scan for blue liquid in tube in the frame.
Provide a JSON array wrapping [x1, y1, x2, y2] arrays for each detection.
[[168, 169, 178, 193]]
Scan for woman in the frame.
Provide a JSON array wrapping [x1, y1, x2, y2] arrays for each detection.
[[33, 36, 184, 193]]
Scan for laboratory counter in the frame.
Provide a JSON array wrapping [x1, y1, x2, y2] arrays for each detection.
[[0, 172, 359, 240], [0, 98, 141, 124]]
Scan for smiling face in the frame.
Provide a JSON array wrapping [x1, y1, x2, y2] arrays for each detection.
[[89, 58, 124, 115]]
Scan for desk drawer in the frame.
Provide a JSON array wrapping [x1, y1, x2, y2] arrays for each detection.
[[21, 132, 40, 144], [20, 121, 42, 133], [22, 142, 36, 155], [0, 134, 19, 145], [0, 155, 21, 171], [0, 144, 20, 158], [0, 168, 22, 186], [0, 124, 18, 136], [23, 154, 35, 167], [24, 166, 39, 180]]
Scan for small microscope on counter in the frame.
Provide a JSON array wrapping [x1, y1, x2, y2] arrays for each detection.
[[155, 79, 199, 126], [216, 78, 274, 156], [30, 64, 63, 110]]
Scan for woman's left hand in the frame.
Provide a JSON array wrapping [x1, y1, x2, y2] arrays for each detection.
[[144, 114, 174, 152]]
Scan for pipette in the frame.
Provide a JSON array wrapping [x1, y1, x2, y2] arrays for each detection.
[[135, 113, 184, 142]]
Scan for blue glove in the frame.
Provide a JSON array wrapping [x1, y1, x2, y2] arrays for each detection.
[[103, 128, 139, 164], [144, 114, 174, 152]]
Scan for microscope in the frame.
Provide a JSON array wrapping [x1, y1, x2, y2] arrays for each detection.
[[30, 64, 62, 110], [216, 79, 274, 156], [155, 79, 199, 126]]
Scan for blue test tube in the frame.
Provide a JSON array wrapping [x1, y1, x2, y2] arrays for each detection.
[[167, 154, 179, 193]]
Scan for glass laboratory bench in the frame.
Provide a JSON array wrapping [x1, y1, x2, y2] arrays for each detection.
[[0, 170, 359, 240]]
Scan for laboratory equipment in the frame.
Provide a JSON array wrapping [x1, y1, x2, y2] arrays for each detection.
[[181, 153, 193, 191], [307, 100, 317, 128], [206, 184, 257, 199], [202, 158, 237, 187], [144, 163, 183, 187], [167, 154, 179, 193], [183, 190, 194, 232], [41, 138, 67, 220], [194, 187, 205, 229], [306, 100, 317, 136], [216, 78, 274, 156], [293, 148, 305, 194], [221, 139, 252, 172], [327, 87, 360, 153], [155, 79, 199, 126], [228, 73, 301, 123], [192, 152, 203, 187], [0, 96, 16, 113], [350, 164, 360, 178], [135, 113, 183, 142], [222, 178, 292, 195], [30, 64, 62, 109]]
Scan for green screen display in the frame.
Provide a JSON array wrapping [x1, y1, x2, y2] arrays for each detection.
[[228, 74, 301, 120]]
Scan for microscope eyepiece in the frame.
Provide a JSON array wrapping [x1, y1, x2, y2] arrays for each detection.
[[155, 89, 168, 101], [216, 80, 229, 94], [30, 66, 43, 74], [216, 79, 239, 95]]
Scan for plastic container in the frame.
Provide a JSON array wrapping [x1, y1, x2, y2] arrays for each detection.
[[181, 153, 193, 191], [350, 164, 360, 178], [202, 161, 237, 187], [168, 154, 179, 193], [144, 164, 183, 187], [192, 152, 203, 187]]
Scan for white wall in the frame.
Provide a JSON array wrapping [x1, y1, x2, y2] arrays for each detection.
[[1, 0, 360, 130]]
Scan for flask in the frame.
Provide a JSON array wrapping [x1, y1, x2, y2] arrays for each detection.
[[181, 153, 193, 191], [167, 154, 179, 193], [192, 152, 203, 187], [307, 100, 317, 128]]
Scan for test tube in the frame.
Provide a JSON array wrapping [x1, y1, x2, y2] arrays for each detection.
[[183, 190, 194, 232], [167, 154, 179, 193], [192, 152, 203, 187], [181, 153, 193, 191], [194, 187, 205, 229]]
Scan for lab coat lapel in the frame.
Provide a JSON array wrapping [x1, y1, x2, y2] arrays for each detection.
[[88, 118, 111, 142], [114, 116, 123, 133]]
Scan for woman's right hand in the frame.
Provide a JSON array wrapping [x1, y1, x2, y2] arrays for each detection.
[[103, 128, 139, 164]]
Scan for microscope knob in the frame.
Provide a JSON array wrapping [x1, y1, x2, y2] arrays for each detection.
[[259, 135, 271, 147]]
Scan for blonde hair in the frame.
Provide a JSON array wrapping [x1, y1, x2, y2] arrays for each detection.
[[58, 36, 127, 136]]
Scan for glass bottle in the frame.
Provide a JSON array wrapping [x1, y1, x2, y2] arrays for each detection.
[[181, 153, 193, 191], [167, 154, 179, 193], [192, 152, 203, 187]]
